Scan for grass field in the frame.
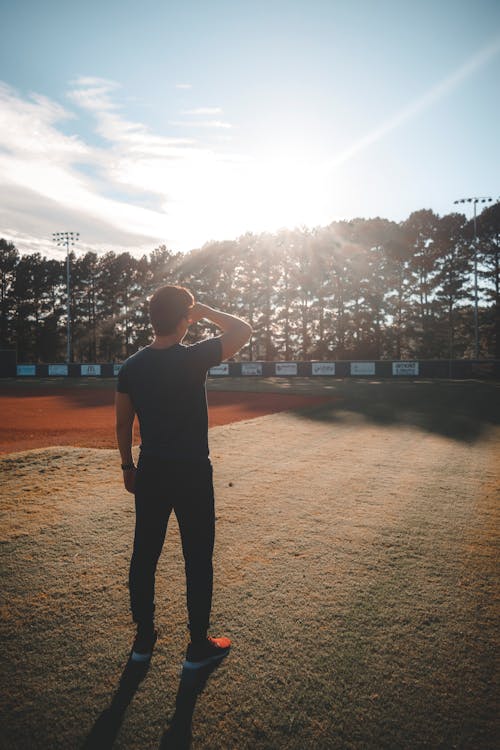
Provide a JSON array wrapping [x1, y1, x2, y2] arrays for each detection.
[[0, 378, 499, 749]]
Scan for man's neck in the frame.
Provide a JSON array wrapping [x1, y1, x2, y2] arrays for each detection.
[[149, 333, 183, 349]]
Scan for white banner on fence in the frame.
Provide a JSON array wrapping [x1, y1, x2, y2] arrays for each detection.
[[209, 364, 229, 376], [81, 364, 101, 376], [350, 362, 375, 376], [312, 362, 336, 376], [48, 364, 68, 376], [241, 362, 263, 376], [113, 364, 122, 376], [275, 362, 298, 376], [17, 365, 36, 376], [392, 361, 419, 376]]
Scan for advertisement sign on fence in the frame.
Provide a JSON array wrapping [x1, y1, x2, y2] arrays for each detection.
[[275, 362, 298, 376], [392, 361, 419, 376], [350, 362, 376, 376], [209, 364, 229, 376], [113, 364, 122, 376], [312, 362, 336, 376], [241, 363, 263, 376], [48, 364, 68, 376], [17, 365, 36, 376], [81, 364, 101, 376]]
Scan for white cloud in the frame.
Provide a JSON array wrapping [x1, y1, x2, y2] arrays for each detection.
[[0, 82, 173, 247], [0, 77, 330, 257], [70, 76, 119, 87], [67, 78, 198, 154], [169, 119, 232, 129], [0, 79, 249, 253], [0, 185, 156, 257], [67, 77, 121, 112], [175, 83, 192, 89], [181, 107, 223, 115], [0, 82, 87, 161]]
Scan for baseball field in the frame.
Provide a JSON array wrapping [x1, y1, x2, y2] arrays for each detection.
[[0, 377, 498, 749]]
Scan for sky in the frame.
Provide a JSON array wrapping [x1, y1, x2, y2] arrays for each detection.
[[0, 0, 499, 260]]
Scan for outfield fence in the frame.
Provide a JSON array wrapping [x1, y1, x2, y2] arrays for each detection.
[[1, 350, 499, 379]]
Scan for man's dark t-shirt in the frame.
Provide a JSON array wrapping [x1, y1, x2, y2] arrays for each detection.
[[117, 338, 222, 459]]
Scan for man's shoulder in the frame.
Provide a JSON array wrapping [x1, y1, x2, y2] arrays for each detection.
[[119, 347, 152, 372], [184, 337, 222, 354]]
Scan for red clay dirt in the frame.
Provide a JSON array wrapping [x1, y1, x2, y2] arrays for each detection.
[[0, 385, 331, 454]]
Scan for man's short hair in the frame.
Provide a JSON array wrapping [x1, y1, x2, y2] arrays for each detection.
[[149, 285, 194, 335]]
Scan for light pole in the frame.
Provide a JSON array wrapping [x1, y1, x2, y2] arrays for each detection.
[[453, 197, 493, 359], [52, 232, 80, 363]]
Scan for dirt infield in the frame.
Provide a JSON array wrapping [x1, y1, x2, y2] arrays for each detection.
[[0, 381, 332, 454]]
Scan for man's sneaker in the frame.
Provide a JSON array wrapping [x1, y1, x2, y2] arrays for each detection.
[[131, 625, 158, 662], [183, 636, 231, 670]]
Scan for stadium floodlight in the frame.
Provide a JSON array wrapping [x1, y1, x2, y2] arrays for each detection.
[[453, 197, 494, 360], [52, 231, 80, 364]]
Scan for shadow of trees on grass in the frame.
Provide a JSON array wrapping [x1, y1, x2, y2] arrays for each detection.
[[296, 380, 500, 443]]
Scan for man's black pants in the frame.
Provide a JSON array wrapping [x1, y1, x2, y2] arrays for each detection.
[[129, 455, 215, 642]]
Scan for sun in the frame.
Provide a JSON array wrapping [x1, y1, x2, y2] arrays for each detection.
[[233, 154, 330, 233], [156, 147, 334, 250]]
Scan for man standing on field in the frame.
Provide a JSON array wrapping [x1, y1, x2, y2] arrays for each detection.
[[115, 285, 252, 668]]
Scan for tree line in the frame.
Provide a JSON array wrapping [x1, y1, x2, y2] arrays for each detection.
[[1, 204, 499, 363]]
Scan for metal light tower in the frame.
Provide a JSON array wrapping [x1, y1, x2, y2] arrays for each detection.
[[453, 197, 493, 359], [52, 232, 80, 363]]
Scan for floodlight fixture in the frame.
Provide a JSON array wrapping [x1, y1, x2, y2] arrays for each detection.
[[452, 196, 495, 359], [51, 231, 80, 363]]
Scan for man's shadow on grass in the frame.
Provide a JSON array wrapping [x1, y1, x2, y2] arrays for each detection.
[[159, 661, 222, 750], [82, 657, 150, 749], [82, 656, 222, 750]]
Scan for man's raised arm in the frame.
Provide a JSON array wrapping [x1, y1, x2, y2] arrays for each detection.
[[189, 303, 252, 360]]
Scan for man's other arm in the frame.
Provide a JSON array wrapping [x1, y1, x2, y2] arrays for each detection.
[[189, 303, 252, 360], [115, 391, 136, 493]]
